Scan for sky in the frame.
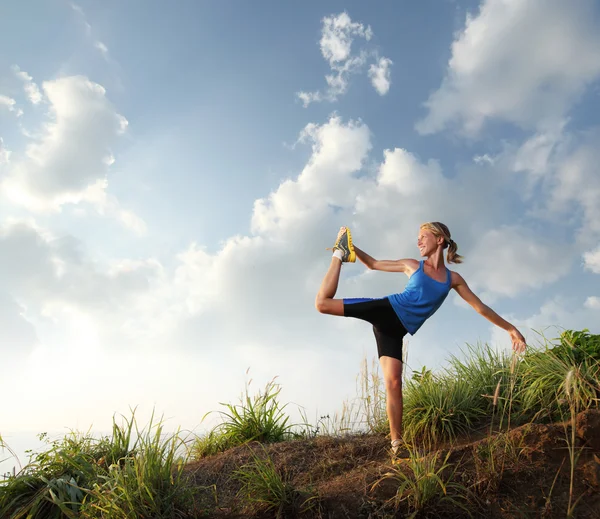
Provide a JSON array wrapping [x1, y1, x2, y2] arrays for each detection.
[[1, 0, 600, 474]]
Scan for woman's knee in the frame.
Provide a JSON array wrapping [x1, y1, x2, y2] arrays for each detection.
[[385, 376, 402, 393], [315, 296, 328, 313], [315, 297, 344, 316]]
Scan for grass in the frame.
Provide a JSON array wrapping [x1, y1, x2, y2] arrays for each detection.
[[80, 410, 195, 519], [518, 347, 600, 421], [191, 377, 304, 458], [402, 371, 488, 445], [373, 446, 473, 518], [0, 409, 198, 519], [233, 444, 318, 518], [472, 431, 526, 496]]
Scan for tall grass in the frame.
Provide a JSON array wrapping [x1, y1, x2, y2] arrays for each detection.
[[517, 330, 600, 420], [81, 410, 195, 519], [0, 410, 197, 519], [400, 330, 600, 446], [402, 372, 488, 445], [0, 427, 129, 519]]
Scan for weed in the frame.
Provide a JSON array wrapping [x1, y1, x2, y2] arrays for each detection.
[[233, 444, 317, 518], [373, 446, 473, 518]]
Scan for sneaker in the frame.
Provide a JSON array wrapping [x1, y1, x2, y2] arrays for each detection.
[[332, 227, 356, 263], [390, 440, 424, 464]]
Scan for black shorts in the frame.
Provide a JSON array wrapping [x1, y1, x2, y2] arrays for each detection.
[[343, 297, 407, 361]]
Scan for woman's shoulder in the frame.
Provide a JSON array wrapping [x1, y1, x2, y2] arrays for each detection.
[[402, 258, 421, 276], [448, 269, 466, 287]]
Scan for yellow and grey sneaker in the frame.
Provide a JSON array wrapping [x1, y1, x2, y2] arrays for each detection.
[[390, 439, 422, 464], [332, 226, 356, 262]]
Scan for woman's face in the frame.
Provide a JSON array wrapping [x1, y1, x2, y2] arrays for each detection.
[[417, 228, 443, 257]]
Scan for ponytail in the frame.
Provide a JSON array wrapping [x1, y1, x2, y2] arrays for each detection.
[[446, 238, 463, 264]]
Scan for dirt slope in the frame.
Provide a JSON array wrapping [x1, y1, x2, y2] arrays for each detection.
[[184, 409, 600, 518]]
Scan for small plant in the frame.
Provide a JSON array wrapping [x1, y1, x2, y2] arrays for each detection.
[[190, 430, 236, 458], [373, 446, 472, 518], [555, 329, 600, 363], [472, 432, 525, 496], [233, 444, 317, 518], [192, 376, 304, 458]]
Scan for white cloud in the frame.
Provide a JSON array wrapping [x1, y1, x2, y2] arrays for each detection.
[[297, 12, 392, 106], [511, 120, 567, 179], [0, 137, 10, 164], [467, 225, 572, 298], [252, 116, 371, 236], [11, 65, 43, 105], [489, 296, 600, 351], [71, 2, 110, 61], [471, 122, 600, 253], [368, 57, 392, 95], [94, 41, 110, 60], [473, 154, 495, 166], [79, 179, 147, 235], [0, 75, 144, 233], [416, 0, 600, 136], [375, 148, 444, 195], [0, 94, 18, 113], [549, 131, 600, 240], [583, 245, 600, 273], [320, 12, 372, 63], [585, 296, 600, 309]]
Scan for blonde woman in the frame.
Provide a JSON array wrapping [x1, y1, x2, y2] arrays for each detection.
[[315, 223, 527, 455]]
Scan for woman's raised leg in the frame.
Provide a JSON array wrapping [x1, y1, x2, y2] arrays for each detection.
[[315, 257, 345, 316]]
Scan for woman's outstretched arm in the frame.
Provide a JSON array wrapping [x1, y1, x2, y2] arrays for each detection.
[[354, 245, 417, 273], [452, 272, 527, 353]]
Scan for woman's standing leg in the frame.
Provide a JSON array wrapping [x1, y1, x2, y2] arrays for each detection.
[[379, 355, 404, 443]]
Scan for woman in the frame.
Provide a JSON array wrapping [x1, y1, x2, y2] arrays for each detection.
[[315, 223, 527, 455]]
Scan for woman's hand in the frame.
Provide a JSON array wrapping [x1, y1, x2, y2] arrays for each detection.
[[509, 327, 527, 354]]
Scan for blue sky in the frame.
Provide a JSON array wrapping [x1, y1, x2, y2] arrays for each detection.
[[1, 0, 600, 474]]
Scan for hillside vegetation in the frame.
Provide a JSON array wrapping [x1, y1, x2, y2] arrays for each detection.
[[1, 328, 599, 518]]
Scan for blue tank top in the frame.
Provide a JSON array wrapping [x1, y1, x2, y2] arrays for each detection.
[[387, 260, 452, 334]]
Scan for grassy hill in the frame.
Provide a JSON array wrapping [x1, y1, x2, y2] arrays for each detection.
[[1, 328, 599, 518]]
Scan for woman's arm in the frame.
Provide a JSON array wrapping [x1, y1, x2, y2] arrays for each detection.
[[452, 272, 527, 353], [354, 245, 417, 273]]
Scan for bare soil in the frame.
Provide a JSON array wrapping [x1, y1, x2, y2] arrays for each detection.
[[183, 409, 600, 518]]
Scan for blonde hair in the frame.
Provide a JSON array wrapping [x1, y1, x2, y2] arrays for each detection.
[[420, 221, 464, 264]]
